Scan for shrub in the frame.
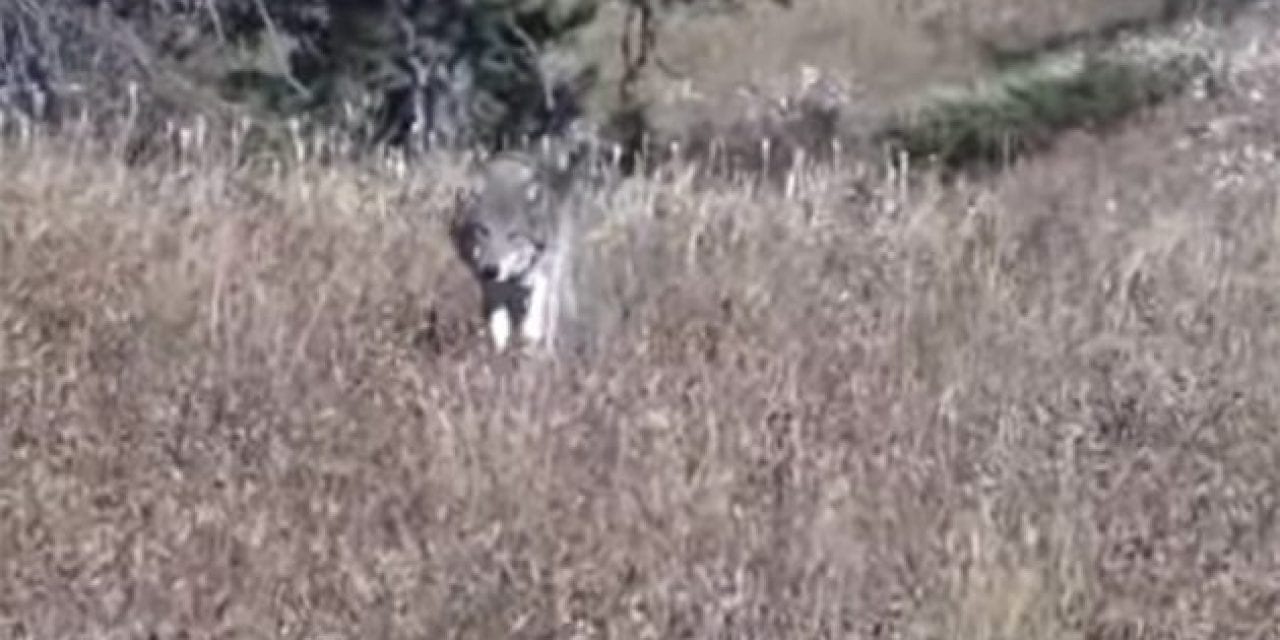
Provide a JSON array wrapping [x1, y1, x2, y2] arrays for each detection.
[[881, 50, 1200, 172]]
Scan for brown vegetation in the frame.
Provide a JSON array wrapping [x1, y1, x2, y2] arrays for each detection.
[[585, 0, 1205, 135], [2, 2, 1280, 639]]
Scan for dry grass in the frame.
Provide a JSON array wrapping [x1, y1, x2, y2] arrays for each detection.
[[581, 0, 1194, 133], [3, 4, 1280, 640], [582, 0, 1244, 184]]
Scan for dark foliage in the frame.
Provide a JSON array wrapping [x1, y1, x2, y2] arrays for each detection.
[[213, 0, 601, 151], [0, 0, 601, 153]]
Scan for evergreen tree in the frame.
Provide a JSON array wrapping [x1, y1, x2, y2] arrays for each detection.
[[221, 0, 600, 151]]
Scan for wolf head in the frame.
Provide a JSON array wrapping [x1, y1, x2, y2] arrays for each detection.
[[450, 154, 554, 284], [451, 213, 544, 283]]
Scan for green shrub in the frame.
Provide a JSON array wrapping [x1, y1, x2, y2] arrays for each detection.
[[881, 52, 1197, 171]]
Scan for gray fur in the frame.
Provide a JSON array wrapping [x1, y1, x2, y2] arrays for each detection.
[[451, 150, 580, 355]]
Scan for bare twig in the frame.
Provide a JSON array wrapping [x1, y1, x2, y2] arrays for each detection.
[[619, 0, 657, 105], [204, 0, 227, 45], [251, 0, 311, 100]]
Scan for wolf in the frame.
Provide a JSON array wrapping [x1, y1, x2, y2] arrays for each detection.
[[450, 150, 580, 355]]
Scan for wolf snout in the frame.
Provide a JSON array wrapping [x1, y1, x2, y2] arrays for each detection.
[[479, 264, 501, 281]]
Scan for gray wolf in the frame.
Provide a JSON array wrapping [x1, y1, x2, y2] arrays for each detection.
[[450, 150, 580, 354]]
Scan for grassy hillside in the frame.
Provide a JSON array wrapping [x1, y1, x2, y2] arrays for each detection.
[[582, 0, 1237, 141], [2, 2, 1280, 638]]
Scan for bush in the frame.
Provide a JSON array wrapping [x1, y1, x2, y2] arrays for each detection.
[[881, 51, 1197, 172]]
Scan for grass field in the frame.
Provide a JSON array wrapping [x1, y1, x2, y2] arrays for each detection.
[[2, 2, 1280, 639], [581, 0, 1224, 138]]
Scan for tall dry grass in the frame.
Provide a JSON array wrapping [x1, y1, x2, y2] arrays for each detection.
[[581, 0, 1199, 136], [3, 8, 1280, 638]]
